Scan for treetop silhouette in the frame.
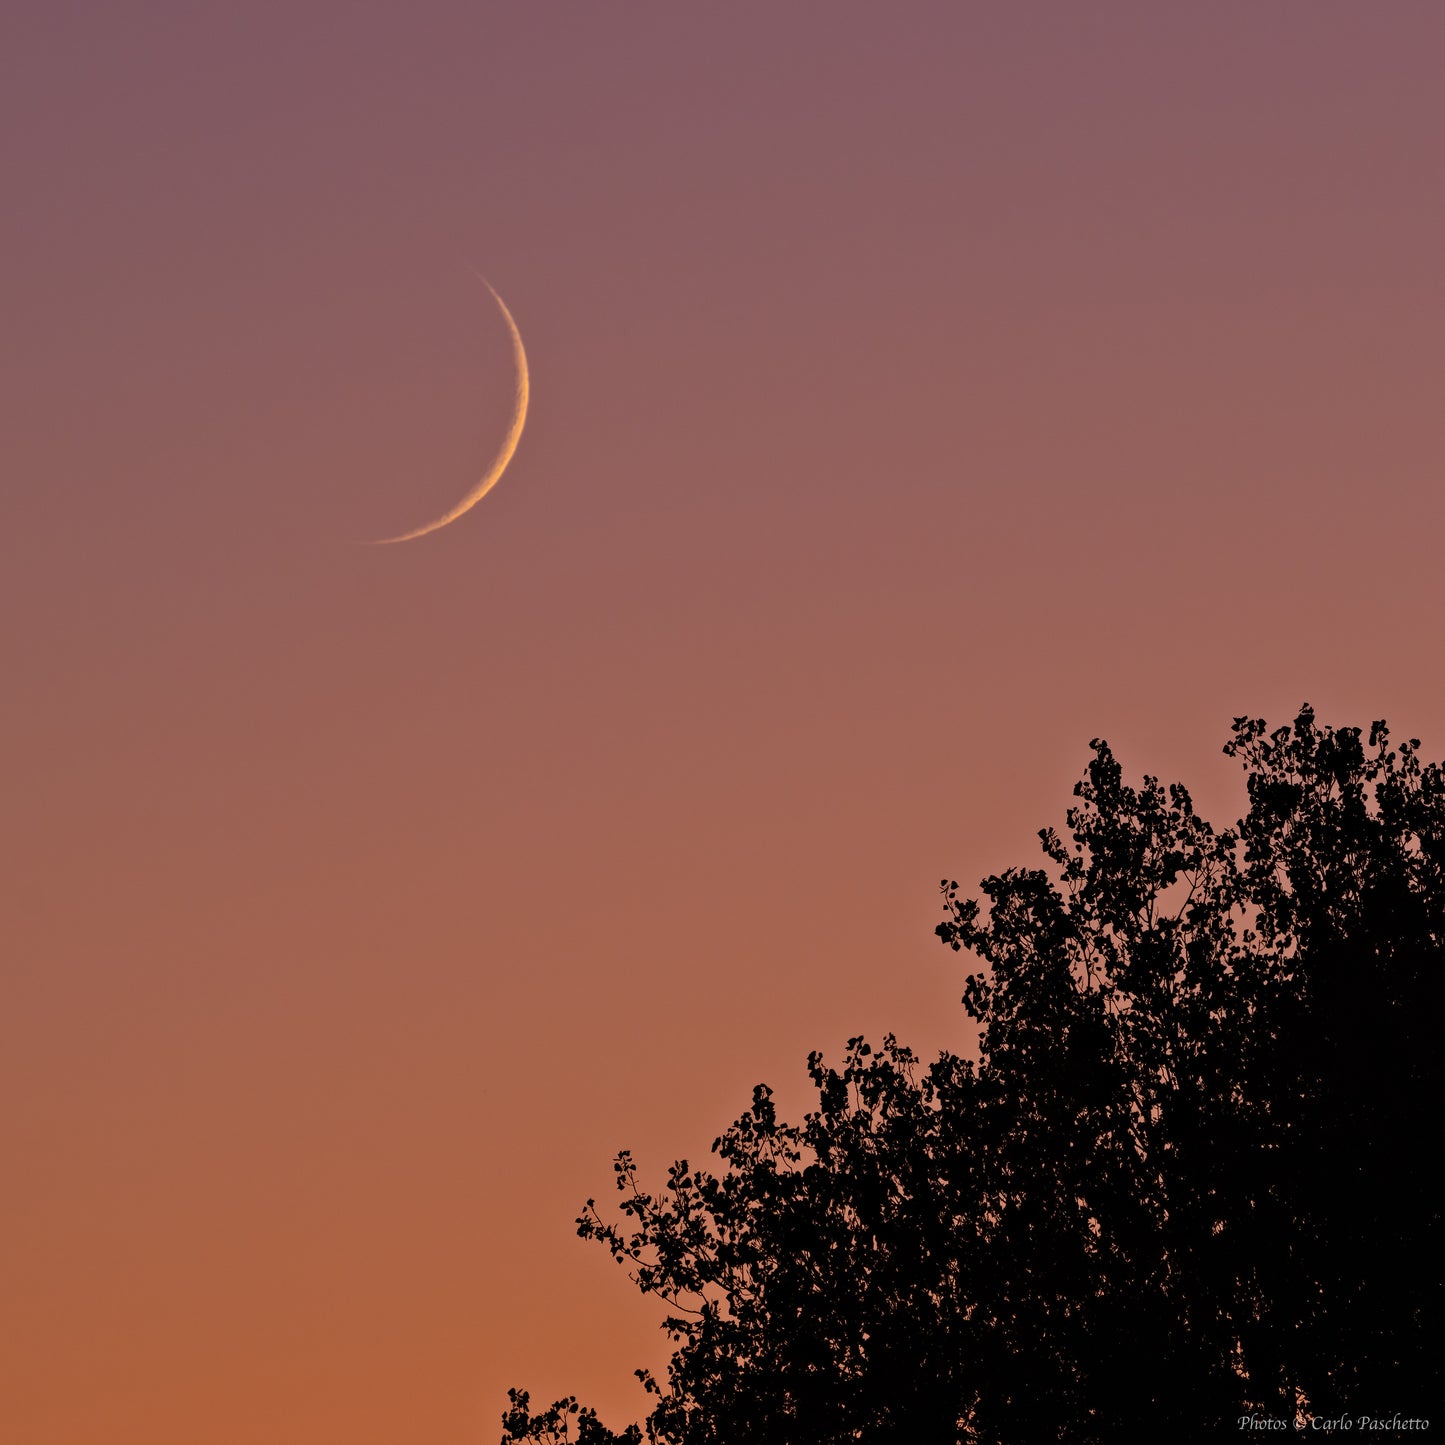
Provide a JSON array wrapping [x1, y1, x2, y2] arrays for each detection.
[[503, 706, 1442, 1442]]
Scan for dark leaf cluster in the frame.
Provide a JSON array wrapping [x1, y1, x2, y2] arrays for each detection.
[[503, 708, 1443, 1442]]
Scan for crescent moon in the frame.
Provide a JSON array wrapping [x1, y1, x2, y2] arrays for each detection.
[[372, 275, 529, 544]]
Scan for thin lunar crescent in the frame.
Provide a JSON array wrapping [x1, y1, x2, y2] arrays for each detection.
[[372, 275, 529, 544]]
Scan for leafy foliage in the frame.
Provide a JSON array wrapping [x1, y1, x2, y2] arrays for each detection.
[[502, 708, 1442, 1441]]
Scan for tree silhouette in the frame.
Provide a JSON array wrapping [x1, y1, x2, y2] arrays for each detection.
[[502, 707, 1442, 1442]]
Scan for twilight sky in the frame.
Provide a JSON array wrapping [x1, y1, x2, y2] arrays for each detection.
[[4, 4, 1444, 1441]]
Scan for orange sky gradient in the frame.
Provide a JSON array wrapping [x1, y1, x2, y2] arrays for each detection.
[[5, 5, 1445, 1442]]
